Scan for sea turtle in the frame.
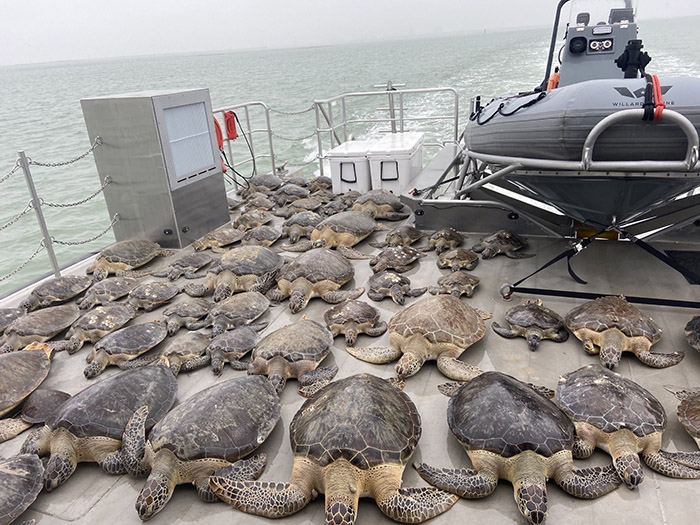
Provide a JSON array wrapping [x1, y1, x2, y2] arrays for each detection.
[[323, 300, 388, 346], [138, 330, 212, 376], [210, 373, 458, 524], [78, 276, 139, 309], [83, 321, 168, 379], [190, 291, 270, 337], [421, 228, 464, 255], [207, 326, 262, 375], [352, 189, 409, 220], [665, 386, 700, 458], [121, 375, 280, 521], [284, 175, 311, 188], [267, 248, 364, 313], [233, 209, 272, 230], [247, 317, 337, 396], [282, 211, 322, 244], [0, 308, 25, 335], [183, 245, 284, 302], [21, 366, 177, 491], [127, 281, 180, 311], [0, 343, 54, 426], [307, 175, 333, 193], [0, 304, 80, 354], [437, 248, 479, 272], [311, 188, 336, 203], [348, 295, 490, 382], [0, 454, 44, 525], [20, 275, 93, 311], [243, 193, 276, 212], [320, 199, 346, 216], [492, 299, 569, 351], [367, 270, 427, 305], [150, 252, 213, 280], [472, 229, 534, 259], [369, 224, 425, 248], [684, 315, 700, 353], [565, 295, 681, 369], [415, 371, 621, 525], [428, 271, 481, 298], [273, 183, 310, 206], [338, 189, 362, 208], [241, 225, 282, 247], [274, 197, 323, 219], [370, 245, 426, 273], [192, 227, 244, 253], [0, 389, 71, 443], [86, 240, 172, 281], [162, 298, 212, 335], [241, 173, 284, 195], [64, 303, 137, 353], [555, 364, 700, 489]]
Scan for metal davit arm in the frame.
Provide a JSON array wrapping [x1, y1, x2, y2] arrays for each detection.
[[541, 0, 571, 91]]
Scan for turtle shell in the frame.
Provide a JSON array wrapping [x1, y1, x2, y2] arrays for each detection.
[[283, 211, 322, 229], [6, 304, 80, 338], [22, 275, 93, 310], [385, 225, 424, 245], [371, 246, 423, 268], [233, 209, 272, 229], [291, 373, 420, 469], [430, 228, 463, 243], [0, 346, 52, 416], [556, 364, 666, 437], [163, 298, 212, 319], [677, 391, 700, 438], [438, 248, 479, 268], [369, 271, 411, 291], [248, 173, 283, 191], [242, 225, 282, 245], [279, 248, 354, 285], [79, 276, 139, 308], [49, 366, 177, 439], [449, 371, 574, 458], [473, 230, 528, 255], [0, 308, 25, 334], [274, 183, 310, 200], [69, 304, 136, 333], [207, 327, 260, 356], [436, 271, 480, 289], [209, 291, 269, 322], [353, 189, 403, 209], [253, 318, 333, 363], [324, 300, 381, 327], [219, 246, 284, 276], [389, 295, 486, 348], [314, 211, 376, 236], [0, 453, 44, 525], [505, 301, 565, 330], [98, 240, 163, 266], [94, 322, 168, 356], [128, 281, 180, 303], [194, 227, 244, 249], [565, 296, 661, 341], [20, 389, 71, 424], [148, 375, 279, 461]]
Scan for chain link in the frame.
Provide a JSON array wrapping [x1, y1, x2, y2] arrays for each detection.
[[0, 201, 33, 233], [27, 137, 102, 168], [0, 240, 45, 283], [272, 131, 318, 142], [43, 176, 112, 208], [269, 105, 315, 116], [0, 160, 21, 185], [52, 213, 119, 246]]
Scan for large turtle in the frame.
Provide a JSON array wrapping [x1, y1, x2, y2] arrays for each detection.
[[351, 189, 409, 220], [241, 225, 282, 247], [241, 173, 283, 195], [421, 228, 464, 255], [369, 245, 426, 273], [150, 252, 213, 280], [348, 295, 490, 383], [190, 291, 269, 337], [247, 317, 337, 396], [121, 375, 280, 521], [273, 183, 310, 206], [664, 386, 700, 468], [428, 271, 481, 298], [415, 371, 621, 525], [556, 364, 700, 489], [162, 298, 212, 335], [492, 299, 569, 351], [472, 229, 534, 259], [20, 366, 177, 491], [192, 227, 244, 253], [144, 330, 212, 376], [0, 304, 80, 354], [0, 453, 44, 525], [86, 240, 172, 281], [78, 276, 139, 309], [437, 248, 479, 272], [369, 224, 425, 248], [565, 295, 681, 369], [367, 270, 427, 305], [64, 303, 137, 353], [207, 326, 262, 375], [210, 373, 458, 524], [267, 248, 364, 313], [233, 209, 272, 230], [183, 245, 284, 302], [127, 281, 180, 311], [243, 193, 277, 212], [20, 275, 93, 311], [274, 197, 323, 219], [323, 299, 387, 346], [282, 210, 322, 244], [0, 388, 71, 443]]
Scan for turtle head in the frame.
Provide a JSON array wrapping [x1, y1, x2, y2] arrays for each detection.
[[515, 482, 547, 524], [263, 356, 290, 395], [395, 352, 424, 379], [91, 267, 109, 281], [289, 289, 310, 314], [526, 328, 544, 351], [599, 329, 625, 370], [613, 453, 645, 489], [19, 296, 36, 312]]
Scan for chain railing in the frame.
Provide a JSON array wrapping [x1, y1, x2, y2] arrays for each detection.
[[0, 240, 45, 283], [0, 160, 21, 185]]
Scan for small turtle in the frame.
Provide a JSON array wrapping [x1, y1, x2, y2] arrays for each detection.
[[415, 371, 621, 525], [241, 225, 282, 247], [0, 308, 25, 335], [437, 248, 479, 272], [86, 240, 172, 281], [64, 303, 137, 353], [127, 281, 180, 311], [20, 275, 93, 311], [274, 197, 323, 219], [0, 304, 80, 354], [0, 389, 71, 443], [150, 252, 213, 280], [369, 224, 425, 248], [665, 386, 700, 453], [352, 188, 409, 220], [241, 173, 284, 195], [311, 188, 336, 203], [273, 183, 310, 206], [684, 315, 700, 353], [78, 276, 139, 309], [323, 300, 387, 346], [284, 175, 310, 188], [20, 366, 177, 491], [421, 228, 464, 255], [370, 245, 426, 273], [492, 299, 569, 351], [243, 193, 276, 212], [190, 291, 270, 337], [556, 364, 700, 489], [348, 295, 490, 382], [472, 229, 534, 259], [233, 208, 272, 230], [183, 245, 284, 302], [192, 227, 244, 253], [247, 317, 337, 396], [141, 330, 212, 376], [338, 189, 362, 207], [267, 248, 364, 313], [227, 196, 244, 210], [282, 211, 322, 244], [320, 199, 346, 216], [210, 373, 457, 524], [0, 454, 44, 525], [368, 270, 427, 305], [121, 375, 279, 521], [83, 321, 168, 378], [429, 271, 481, 298], [565, 295, 681, 369], [162, 298, 212, 335], [307, 175, 333, 192], [0, 343, 54, 421], [207, 326, 261, 374]]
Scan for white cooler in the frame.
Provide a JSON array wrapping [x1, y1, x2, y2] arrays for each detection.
[[367, 132, 424, 193], [326, 140, 376, 194]]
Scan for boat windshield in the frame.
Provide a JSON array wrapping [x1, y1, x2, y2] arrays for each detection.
[[567, 0, 638, 27]]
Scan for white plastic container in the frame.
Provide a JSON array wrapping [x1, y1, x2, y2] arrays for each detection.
[[367, 132, 424, 193], [326, 140, 376, 194]]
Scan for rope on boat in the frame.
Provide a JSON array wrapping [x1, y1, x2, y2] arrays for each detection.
[[0, 160, 21, 185], [26, 137, 102, 168], [0, 240, 45, 283], [42, 176, 112, 208], [269, 105, 315, 116], [51, 213, 119, 246], [0, 201, 33, 233]]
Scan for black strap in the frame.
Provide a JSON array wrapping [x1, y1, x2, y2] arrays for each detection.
[[622, 231, 700, 285], [642, 74, 655, 121]]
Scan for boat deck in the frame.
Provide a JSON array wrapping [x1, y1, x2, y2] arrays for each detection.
[[2, 203, 700, 525]]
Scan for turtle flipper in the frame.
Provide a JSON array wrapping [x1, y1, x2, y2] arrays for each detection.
[[634, 346, 685, 368], [281, 240, 314, 252], [346, 345, 402, 364], [20, 426, 51, 456], [572, 436, 596, 459], [122, 406, 150, 477], [658, 449, 700, 469], [491, 321, 517, 339], [181, 354, 211, 373], [437, 382, 462, 397], [554, 463, 622, 498], [643, 451, 700, 478], [337, 245, 372, 260], [436, 352, 483, 382], [0, 418, 34, 442], [376, 487, 457, 522], [505, 250, 535, 259], [406, 287, 427, 298], [117, 354, 160, 371], [381, 212, 410, 221], [321, 287, 365, 304], [369, 241, 388, 248], [195, 455, 267, 503], [250, 270, 279, 295], [298, 366, 338, 397], [209, 479, 311, 518], [363, 321, 388, 338], [413, 462, 498, 499], [552, 327, 569, 343]]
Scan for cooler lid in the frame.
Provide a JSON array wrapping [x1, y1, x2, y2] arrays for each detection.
[[367, 132, 424, 156], [325, 140, 377, 159]]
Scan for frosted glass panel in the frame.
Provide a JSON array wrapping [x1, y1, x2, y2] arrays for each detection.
[[163, 102, 215, 181]]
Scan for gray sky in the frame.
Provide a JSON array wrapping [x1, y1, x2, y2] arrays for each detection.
[[1, 0, 699, 66]]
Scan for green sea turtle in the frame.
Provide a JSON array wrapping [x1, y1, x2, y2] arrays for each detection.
[[190, 291, 269, 337], [274, 197, 323, 219], [320, 199, 347, 216], [86, 240, 172, 281], [143, 330, 212, 376], [241, 173, 283, 196], [307, 175, 332, 193], [127, 281, 180, 312], [243, 193, 276, 211], [0, 304, 80, 354], [351, 189, 409, 220], [0, 454, 44, 525], [210, 373, 458, 524], [472, 229, 534, 259], [233, 209, 272, 230], [369, 224, 425, 248], [282, 211, 322, 244], [150, 252, 213, 280], [20, 275, 93, 311], [64, 303, 137, 353], [192, 227, 244, 253], [323, 300, 387, 346], [370, 245, 426, 273], [437, 248, 479, 272], [78, 276, 139, 309], [415, 371, 621, 525], [421, 228, 464, 255], [428, 271, 481, 298], [121, 375, 280, 521], [0, 388, 71, 443], [273, 183, 310, 206], [241, 225, 282, 247], [367, 270, 427, 305], [162, 298, 212, 335], [206, 326, 261, 375], [492, 299, 569, 351]]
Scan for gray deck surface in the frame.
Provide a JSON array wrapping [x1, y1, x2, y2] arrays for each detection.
[[2, 205, 700, 525]]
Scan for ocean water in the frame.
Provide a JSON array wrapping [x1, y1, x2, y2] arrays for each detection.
[[1, 16, 699, 295]]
